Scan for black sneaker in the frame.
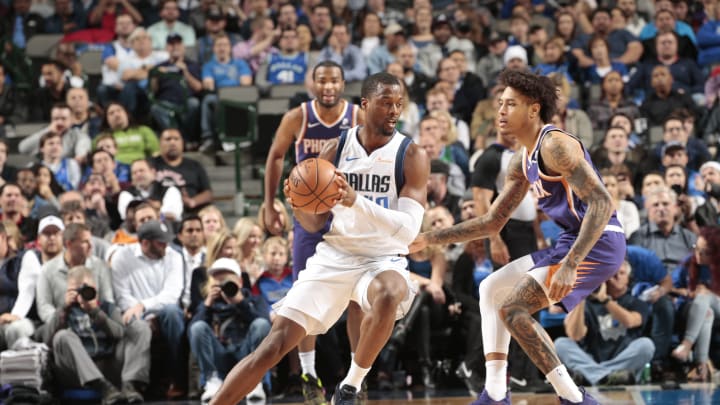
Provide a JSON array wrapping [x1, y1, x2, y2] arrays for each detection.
[[122, 381, 144, 404], [455, 361, 482, 396], [301, 373, 327, 405], [331, 384, 358, 405], [356, 381, 368, 405]]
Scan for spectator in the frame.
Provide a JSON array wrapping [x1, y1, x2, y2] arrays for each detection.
[[592, 126, 642, 175], [417, 117, 465, 197], [503, 44, 529, 72], [67, 87, 102, 140], [174, 215, 205, 310], [0, 183, 37, 244], [38, 131, 81, 191], [252, 236, 292, 318], [275, 3, 299, 34], [671, 226, 720, 382], [118, 159, 183, 222], [86, 149, 129, 195], [35, 223, 114, 336], [232, 217, 264, 286], [118, 27, 169, 117], [551, 73, 594, 149], [417, 14, 476, 79], [95, 102, 159, 165], [187, 258, 269, 402], [638, 4, 697, 44], [111, 220, 185, 398], [555, 261, 655, 385], [196, 5, 242, 64], [44, 0, 85, 34], [695, 161, 720, 228], [0, 221, 38, 351], [639, 65, 701, 127], [535, 36, 573, 84], [317, 23, 366, 82], [582, 35, 629, 85], [639, 9, 697, 63], [394, 44, 432, 106], [97, 14, 137, 109], [571, 7, 643, 69], [697, 4, 720, 68], [200, 33, 252, 151], [36, 215, 64, 264], [20, 103, 90, 164], [445, 51, 486, 126], [409, 5, 434, 50], [152, 129, 213, 213], [148, 33, 203, 145], [664, 163, 703, 232], [357, 11, 382, 58], [147, 0, 196, 49], [86, 0, 141, 36], [59, 200, 110, 261], [588, 71, 640, 132], [81, 172, 122, 235], [429, 109, 470, 179], [238, 0, 274, 40], [109, 200, 158, 247], [232, 15, 278, 75], [650, 115, 710, 172], [600, 169, 640, 238], [308, 4, 332, 51], [617, 0, 647, 36], [198, 205, 226, 241], [188, 229, 239, 316], [0, 62, 23, 138], [91, 134, 132, 185], [31, 61, 70, 122], [255, 26, 309, 90], [2, 0, 45, 49], [0, 140, 17, 186], [367, 22, 407, 75], [425, 159, 460, 219], [30, 164, 63, 217]]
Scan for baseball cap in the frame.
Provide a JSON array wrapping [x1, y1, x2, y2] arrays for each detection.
[[206, 5, 224, 20], [432, 14, 452, 30], [137, 220, 174, 243], [503, 45, 528, 65], [489, 32, 508, 45], [207, 258, 241, 276], [38, 215, 65, 234], [384, 22, 404, 37], [661, 141, 686, 156], [430, 159, 450, 176], [166, 32, 183, 44]]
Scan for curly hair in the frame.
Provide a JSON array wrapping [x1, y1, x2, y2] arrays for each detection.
[[688, 226, 720, 295], [497, 69, 557, 124]]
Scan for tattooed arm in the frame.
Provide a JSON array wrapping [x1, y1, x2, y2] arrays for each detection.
[[541, 131, 615, 301], [413, 152, 529, 249]]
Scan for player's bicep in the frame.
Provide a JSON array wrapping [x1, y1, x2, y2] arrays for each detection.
[[268, 108, 303, 158], [318, 138, 340, 162], [400, 143, 430, 205], [541, 133, 605, 202]]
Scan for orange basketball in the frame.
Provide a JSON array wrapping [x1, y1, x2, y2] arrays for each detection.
[[287, 158, 342, 214]]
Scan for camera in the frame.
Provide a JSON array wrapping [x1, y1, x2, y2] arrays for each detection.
[[76, 284, 97, 301], [670, 184, 684, 196], [221, 280, 239, 298]]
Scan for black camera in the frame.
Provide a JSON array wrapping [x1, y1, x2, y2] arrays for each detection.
[[670, 184, 684, 196], [221, 280, 239, 298], [76, 284, 97, 301]]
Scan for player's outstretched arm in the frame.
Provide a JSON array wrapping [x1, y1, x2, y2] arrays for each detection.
[[541, 131, 614, 271], [264, 107, 302, 234], [414, 152, 529, 250]]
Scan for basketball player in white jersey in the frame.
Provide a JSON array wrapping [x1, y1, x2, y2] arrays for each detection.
[[264, 61, 365, 404], [210, 73, 429, 405]]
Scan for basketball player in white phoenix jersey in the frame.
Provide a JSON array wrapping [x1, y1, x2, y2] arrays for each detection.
[[210, 73, 429, 405]]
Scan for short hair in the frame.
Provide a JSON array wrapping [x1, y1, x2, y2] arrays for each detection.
[[39, 131, 61, 149], [591, 7, 612, 20], [52, 102, 71, 112], [0, 183, 20, 196], [312, 60, 344, 81], [361, 72, 401, 99], [91, 148, 115, 164], [262, 236, 289, 254], [63, 222, 90, 244], [95, 133, 117, 148], [60, 200, 85, 217], [498, 69, 557, 123], [663, 114, 683, 129], [130, 158, 154, 170], [645, 185, 676, 204], [180, 214, 202, 233], [655, 29, 678, 45], [605, 125, 628, 138], [654, 8, 676, 21], [311, 3, 330, 14], [425, 87, 448, 101], [42, 59, 66, 73], [67, 265, 94, 283]]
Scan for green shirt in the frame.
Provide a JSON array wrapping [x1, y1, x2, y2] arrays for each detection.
[[95, 126, 159, 164]]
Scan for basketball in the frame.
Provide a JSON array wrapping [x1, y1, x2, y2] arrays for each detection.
[[287, 158, 342, 214]]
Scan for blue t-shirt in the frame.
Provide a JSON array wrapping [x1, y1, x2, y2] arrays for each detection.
[[253, 267, 293, 314], [201, 57, 252, 88]]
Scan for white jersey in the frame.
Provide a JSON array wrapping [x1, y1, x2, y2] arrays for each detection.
[[321, 126, 413, 257]]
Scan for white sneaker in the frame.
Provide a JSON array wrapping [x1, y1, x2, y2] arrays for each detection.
[[201, 373, 223, 403], [247, 381, 266, 403]]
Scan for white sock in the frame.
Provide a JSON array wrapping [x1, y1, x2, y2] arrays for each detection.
[[350, 352, 354, 362], [299, 350, 317, 378], [546, 365, 582, 403], [340, 360, 370, 390], [485, 360, 507, 401]]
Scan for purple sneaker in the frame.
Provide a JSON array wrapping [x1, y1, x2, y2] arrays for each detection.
[[470, 388, 511, 405], [558, 387, 600, 405]]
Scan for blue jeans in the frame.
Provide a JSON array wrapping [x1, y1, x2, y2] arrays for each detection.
[[555, 336, 655, 384], [650, 295, 675, 361], [150, 97, 201, 142], [200, 94, 218, 141], [147, 305, 185, 382], [188, 317, 271, 385], [119, 81, 148, 116]]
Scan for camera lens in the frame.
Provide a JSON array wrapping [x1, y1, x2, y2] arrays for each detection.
[[221, 280, 239, 298], [78, 284, 97, 301]]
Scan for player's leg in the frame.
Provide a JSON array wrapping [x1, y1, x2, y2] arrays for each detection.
[[209, 316, 306, 405]]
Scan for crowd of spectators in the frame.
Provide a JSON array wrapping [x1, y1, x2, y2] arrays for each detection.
[[1, 0, 720, 402]]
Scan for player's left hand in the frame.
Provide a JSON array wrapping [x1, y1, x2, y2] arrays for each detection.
[[408, 233, 428, 253], [548, 262, 576, 302]]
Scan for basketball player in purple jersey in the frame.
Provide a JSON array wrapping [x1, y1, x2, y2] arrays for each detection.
[[411, 69, 625, 404], [263, 60, 364, 404]]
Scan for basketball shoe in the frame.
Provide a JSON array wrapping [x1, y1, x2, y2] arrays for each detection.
[[331, 384, 358, 405], [470, 389, 511, 404], [558, 387, 600, 404], [301, 373, 327, 405]]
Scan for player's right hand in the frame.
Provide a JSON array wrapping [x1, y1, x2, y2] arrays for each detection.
[[408, 233, 428, 253], [283, 179, 298, 210], [263, 202, 283, 235]]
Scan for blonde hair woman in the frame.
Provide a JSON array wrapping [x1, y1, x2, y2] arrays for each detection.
[[198, 205, 227, 241]]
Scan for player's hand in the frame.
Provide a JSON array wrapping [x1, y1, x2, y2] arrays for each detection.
[[548, 262, 576, 302], [408, 233, 428, 253], [283, 179, 298, 210], [490, 236, 510, 265], [263, 202, 283, 235], [334, 170, 356, 207]]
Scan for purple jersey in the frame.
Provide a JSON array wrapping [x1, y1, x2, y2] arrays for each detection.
[[292, 99, 359, 279], [523, 125, 626, 312], [295, 99, 358, 163], [522, 124, 622, 233]]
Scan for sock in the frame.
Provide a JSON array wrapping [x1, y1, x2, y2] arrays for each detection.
[[350, 352, 354, 362], [299, 350, 317, 378], [485, 360, 508, 401], [340, 360, 370, 390], [546, 365, 582, 403]]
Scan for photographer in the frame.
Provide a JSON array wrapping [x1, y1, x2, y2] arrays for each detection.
[[47, 266, 149, 404], [695, 161, 720, 228], [554, 261, 655, 385], [187, 258, 269, 403]]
